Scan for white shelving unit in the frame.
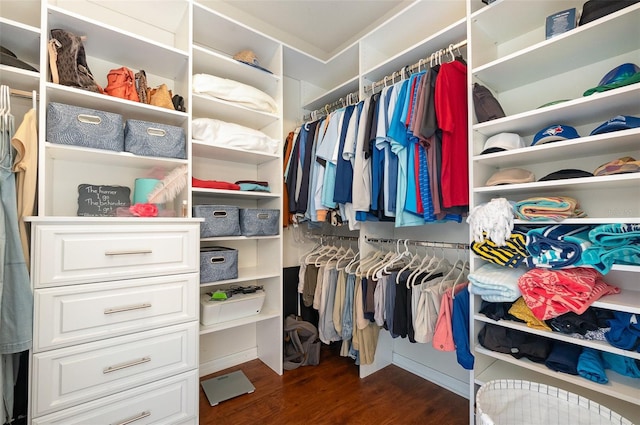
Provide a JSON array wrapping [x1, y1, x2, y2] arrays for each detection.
[[1, 0, 202, 422], [191, 0, 284, 378], [468, 0, 640, 422]]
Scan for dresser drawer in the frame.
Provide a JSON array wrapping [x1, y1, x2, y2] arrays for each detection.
[[32, 322, 198, 417], [34, 274, 198, 352], [32, 370, 198, 425], [33, 223, 199, 287]]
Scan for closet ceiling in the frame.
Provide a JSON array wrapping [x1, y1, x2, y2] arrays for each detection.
[[212, 0, 414, 60]]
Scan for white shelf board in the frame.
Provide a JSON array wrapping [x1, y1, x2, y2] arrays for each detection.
[[199, 311, 280, 335], [199, 235, 280, 242], [472, 84, 640, 137], [0, 17, 40, 64], [472, 5, 640, 91], [473, 128, 640, 168], [192, 2, 280, 61], [474, 315, 640, 359], [474, 346, 640, 406], [469, 0, 582, 45], [199, 267, 280, 288], [474, 359, 640, 423], [0, 65, 40, 93], [45, 83, 188, 126], [474, 172, 640, 194], [303, 76, 359, 112], [191, 188, 280, 199], [192, 45, 280, 95], [191, 93, 279, 130], [45, 142, 188, 169], [191, 141, 279, 165], [514, 218, 640, 225], [46, 6, 189, 80], [361, 17, 467, 84]]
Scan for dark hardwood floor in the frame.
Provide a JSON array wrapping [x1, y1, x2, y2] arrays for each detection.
[[199, 343, 470, 425]]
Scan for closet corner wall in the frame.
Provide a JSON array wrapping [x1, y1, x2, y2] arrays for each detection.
[[282, 0, 472, 399]]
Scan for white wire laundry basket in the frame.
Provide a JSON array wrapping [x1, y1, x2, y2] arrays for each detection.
[[475, 379, 634, 425]]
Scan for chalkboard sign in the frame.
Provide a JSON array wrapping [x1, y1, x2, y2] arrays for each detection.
[[77, 184, 131, 216]]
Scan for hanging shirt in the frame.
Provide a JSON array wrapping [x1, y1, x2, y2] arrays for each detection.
[[11, 108, 38, 266], [352, 96, 374, 214], [435, 60, 468, 208], [389, 80, 424, 228]]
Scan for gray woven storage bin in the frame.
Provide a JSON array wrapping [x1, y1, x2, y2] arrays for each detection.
[[239, 208, 280, 236], [124, 119, 186, 159], [200, 247, 238, 283], [46, 102, 124, 152], [193, 205, 241, 237]]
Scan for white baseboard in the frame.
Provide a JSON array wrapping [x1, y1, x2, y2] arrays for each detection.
[[199, 348, 257, 377], [393, 353, 470, 400]]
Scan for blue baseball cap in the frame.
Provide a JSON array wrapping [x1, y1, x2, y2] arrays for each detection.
[[598, 63, 640, 86], [532, 124, 580, 146], [590, 115, 640, 136]]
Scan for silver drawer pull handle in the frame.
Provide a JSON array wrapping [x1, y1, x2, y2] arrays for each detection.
[[77, 114, 101, 125], [213, 211, 227, 217], [210, 256, 225, 264], [103, 356, 151, 374], [104, 303, 152, 315], [147, 127, 166, 137], [111, 411, 151, 425], [104, 249, 152, 256]]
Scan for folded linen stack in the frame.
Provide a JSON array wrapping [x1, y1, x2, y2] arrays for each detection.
[[524, 224, 593, 269], [514, 196, 586, 221], [517, 267, 620, 320], [581, 223, 640, 273], [468, 262, 525, 302]]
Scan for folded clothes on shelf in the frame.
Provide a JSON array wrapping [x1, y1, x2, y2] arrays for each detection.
[[192, 73, 278, 113], [518, 267, 620, 321], [545, 340, 582, 375], [471, 231, 530, 268], [601, 350, 640, 378], [192, 177, 240, 190], [577, 348, 608, 384], [514, 196, 586, 221], [581, 223, 640, 274], [524, 224, 593, 269], [605, 311, 640, 352], [468, 262, 525, 302], [192, 117, 280, 154]]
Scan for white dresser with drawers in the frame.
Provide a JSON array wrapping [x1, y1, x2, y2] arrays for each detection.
[[28, 218, 201, 425]]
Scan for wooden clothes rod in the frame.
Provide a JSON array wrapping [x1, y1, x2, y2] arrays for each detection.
[[364, 39, 468, 95], [10, 88, 37, 99], [365, 236, 469, 250]]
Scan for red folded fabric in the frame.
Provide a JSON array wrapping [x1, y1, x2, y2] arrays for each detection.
[[518, 267, 620, 320], [192, 177, 240, 190]]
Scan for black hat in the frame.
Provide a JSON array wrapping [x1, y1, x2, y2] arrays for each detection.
[[538, 169, 594, 181], [0, 46, 37, 72]]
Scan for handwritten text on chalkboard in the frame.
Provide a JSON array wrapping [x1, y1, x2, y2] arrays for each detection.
[[77, 184, 131, 216]]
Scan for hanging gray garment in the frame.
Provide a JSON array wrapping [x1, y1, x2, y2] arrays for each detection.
[[1, 113, 34, 422]]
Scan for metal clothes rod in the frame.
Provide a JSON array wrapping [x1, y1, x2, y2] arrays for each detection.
[[310, 234, 360, 242], [365, 236, 469, 250], [303, 90, 359, 122], [364, 39, 467, 95]]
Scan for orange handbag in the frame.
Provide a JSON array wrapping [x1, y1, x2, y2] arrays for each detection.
[[104, 66, 140, 102]]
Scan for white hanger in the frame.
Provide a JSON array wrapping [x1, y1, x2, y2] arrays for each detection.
[[336, 245, 356, 271], [396, 244, 423, 285], [344, 251, 361, 274]]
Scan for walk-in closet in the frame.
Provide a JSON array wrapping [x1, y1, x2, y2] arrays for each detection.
[[1, 1, 638, 424]]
